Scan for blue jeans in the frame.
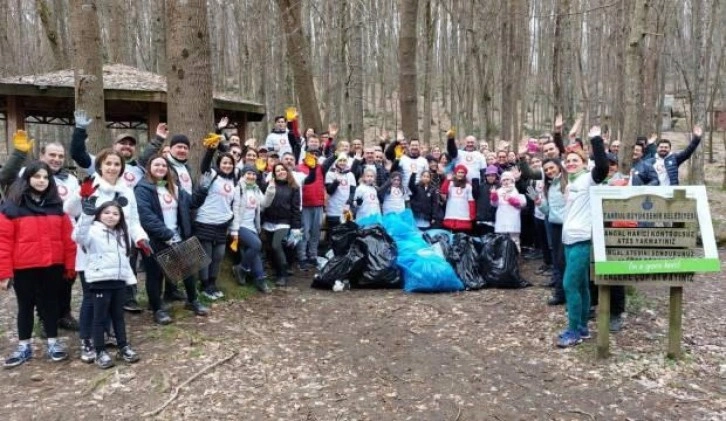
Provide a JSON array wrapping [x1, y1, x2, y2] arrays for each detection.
[[238, 227, 265, 279], [298, 206, 323, 261]]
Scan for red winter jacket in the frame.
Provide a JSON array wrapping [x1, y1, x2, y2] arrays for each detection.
[[0, 194, 76, 279], [297, 163, 325, 208]]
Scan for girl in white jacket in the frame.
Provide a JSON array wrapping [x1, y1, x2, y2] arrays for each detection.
[[490, 171, 527, 251], [73, 200, 140, 369]]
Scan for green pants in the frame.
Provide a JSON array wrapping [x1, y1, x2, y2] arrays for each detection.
[[563, 241, 591, 331]]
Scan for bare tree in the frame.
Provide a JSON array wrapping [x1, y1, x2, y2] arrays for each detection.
[[398, 0, 419, 140], [36, 0, 69, 69], [70, 0, 107, 150], [166, 0, 215, 174]]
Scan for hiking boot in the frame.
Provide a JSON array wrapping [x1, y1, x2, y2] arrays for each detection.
[[609, 314, 624, 333], [254, 278, 271, 294], [47, 341, 69, 362], [164, 289, 186, 302], [117, 345, 140, 363], [232, 265, 249, 286], [154, 310, 172, 325], [95, 351, 114, 369], [123, 299, 142, 313], [556, 329, 582, 348], [547, 296, 566, 306], [58, 314, 79, 331], [80, 339, 96, 363], [579, 326, 591, 340], [4, 344, 32, 369], [185, 301, 209, 316]]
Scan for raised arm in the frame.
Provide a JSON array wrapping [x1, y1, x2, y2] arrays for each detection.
[[589, 126, 609, 184], [139, 123, 168, 168], [70, 110, 94, 170], [674, 125, 703, 166]]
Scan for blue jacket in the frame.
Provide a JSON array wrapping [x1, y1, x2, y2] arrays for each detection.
[[134, 178, 193, 249], [631, 159, 659, 186], [645, 135, 701, 185]]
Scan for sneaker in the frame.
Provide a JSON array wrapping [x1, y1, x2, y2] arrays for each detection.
[[212, 286, 224, 299], [104, 331, 118, 348], [58, 314, 80, 331], [547, 296, 566, 306], [123, 299, 143, 313], [4, 344, 32, 369], [80, 339, 96, 363], [254, 278, 271, 294], [95, 350, 114, 369], [117, 345, 140, 363], [164, 289, 186, 302], [297, 261, 312, 272], [201, 287, 218, 301], [148, 301, 171, 312], [556, 329, 582, 348], [154, 310, 172, 325], [275, 277, 288, 288], [47, 341, 69, 362], [232, 265, 249, 286], [185, 301, 209, 316], [579, 326, 591, 339], [609, 315, 624, 333]]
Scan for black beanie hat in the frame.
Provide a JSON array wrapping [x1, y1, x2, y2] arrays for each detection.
[[241, 164, 258, 175], [170, 134, 190, 148]]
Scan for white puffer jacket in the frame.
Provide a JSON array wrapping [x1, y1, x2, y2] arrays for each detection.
[[72, 216, 137, 285]]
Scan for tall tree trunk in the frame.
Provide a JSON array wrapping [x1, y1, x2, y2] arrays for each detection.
[[36, 0, 69, 69], [349, 0, 364, 140], [166, 0, 215, 175], [422, 0, 436, 146], [275, 0, 323, 133], [70, 0, 107, 150], [152, 0, 166, 73], [621, 0, 649, 174], [398, 0, 420, 140], [107, 0, 130, 64]]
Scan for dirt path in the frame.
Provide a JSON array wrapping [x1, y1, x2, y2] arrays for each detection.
[[0, 255, 724, 420]]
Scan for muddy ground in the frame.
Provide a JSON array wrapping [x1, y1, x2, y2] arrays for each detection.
[[0, 252, 723, 421]]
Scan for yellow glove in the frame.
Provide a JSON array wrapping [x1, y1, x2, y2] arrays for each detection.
[[285, 107, 298, 122], [203, 133, 222, 149], [13, 130, 33, 153], [394, 144, 405, 159], [304, 152, 317, 168], [255, 158, 267, 172], [229, 237, 239, 252], [446, 127, 456, 139], [343, 209, 353, 222]]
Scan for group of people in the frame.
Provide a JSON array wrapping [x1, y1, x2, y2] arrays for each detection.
[[0, 108, 704, 371]]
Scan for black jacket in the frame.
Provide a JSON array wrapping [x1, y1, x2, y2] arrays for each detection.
[[262, 180, 301, 229], [134, 178, 193, 250], [476, 180, 499, 223], [408, 173, 441, 224]]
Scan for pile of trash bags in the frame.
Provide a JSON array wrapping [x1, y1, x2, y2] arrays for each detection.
[[312, 210, 529, 292]]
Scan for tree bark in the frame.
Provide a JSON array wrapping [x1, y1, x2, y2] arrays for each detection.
[[275, 0, 323, 133], [398, 0, 420, 140], [70, 0, 107, 150], [621, 0, 649, 175], [349, 0, 364, 140], [166, 0, 215, 175], [36, 0, 69, 69], [422, 0, 436, 146]]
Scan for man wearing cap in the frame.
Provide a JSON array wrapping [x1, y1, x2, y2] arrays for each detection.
[[70, 110, 145, 189]]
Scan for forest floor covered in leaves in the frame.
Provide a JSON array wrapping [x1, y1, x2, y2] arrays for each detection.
[[0, 252, 723, 421]]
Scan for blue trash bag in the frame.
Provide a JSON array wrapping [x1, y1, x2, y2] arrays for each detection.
[[399, 247, 464, 293], [356, 213, 383, 228], [382, 210, 418, 240]]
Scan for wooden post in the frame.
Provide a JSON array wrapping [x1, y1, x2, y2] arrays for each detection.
[[147, 102, 161, 144], [597, 284, 611, 359], [667, 286, 683, 359], [6, 96, 25, 145]]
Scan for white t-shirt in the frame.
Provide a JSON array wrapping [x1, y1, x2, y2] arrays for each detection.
[[265, 131, 292, 155], [494, 187, 526, 233], [562, 171, 596, 245], [195, 172, 236, 224], [382, 186, 406, 215], [455, 149, 486, 181], [157, 185, 181, 242], [653, 156, 670, 186], [325, 170, 356, 217], [398, 155, 428, 196], [444, 183, 473, 221], [82, 155, 144, 189], [354, 184, 381, 220], [173, 163, 193, 195]]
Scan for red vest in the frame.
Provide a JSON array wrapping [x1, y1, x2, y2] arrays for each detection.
[[297, 164, 325, 207]]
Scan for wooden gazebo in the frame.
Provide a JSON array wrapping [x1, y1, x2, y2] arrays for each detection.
[[0, 64, 265, 146]]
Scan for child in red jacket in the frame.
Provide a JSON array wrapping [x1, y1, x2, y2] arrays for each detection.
[[441, 165, 477, 233], [0, 161, 76, 368]]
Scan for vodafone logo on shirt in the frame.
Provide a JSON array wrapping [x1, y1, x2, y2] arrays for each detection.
[[223, 183, 233, 193], [392, 188, 403, 197], [247, 196, 257, 208], [368, 193, 376, 201], [280, 138, 287, 145], [124, 172, 135, 182], [163, 193, 173, 204], [465, 155, 473, 162], [57, 185, 68, 199], [340, 178, 348, 187], [455, 187, 464, 196], [180, 173, 191, 183]]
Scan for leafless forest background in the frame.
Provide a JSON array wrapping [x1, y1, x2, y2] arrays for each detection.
[[1, 0, 725, 183]]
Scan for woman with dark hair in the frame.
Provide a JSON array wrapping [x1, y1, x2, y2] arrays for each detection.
[[194, 142, 238, 300], [538, 158, 568, 306], [64, 149, 150, 363], [72, 199, 140, 368], [135, 156, 209, 325], [0, 161, 76, 368], [261, 163, 301, 287]]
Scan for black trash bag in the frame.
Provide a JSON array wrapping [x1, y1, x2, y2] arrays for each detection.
[[330, 221, 359, 257], [423, 231, 452, 258], [311, 254, 364, 290], [349, 226, 402, 288], [447, 233, 486, 290], [479, 233, 530, 288]]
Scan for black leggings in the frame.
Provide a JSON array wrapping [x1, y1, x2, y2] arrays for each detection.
[[91, 285, 128, 352], [13, 265, 64, 340], [142, 253, 198, 312]]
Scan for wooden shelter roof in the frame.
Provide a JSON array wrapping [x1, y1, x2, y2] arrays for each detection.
[[0, 64, 265, 122]]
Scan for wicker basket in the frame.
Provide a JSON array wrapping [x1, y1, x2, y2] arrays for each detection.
[[154, 236, 211, 283]]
